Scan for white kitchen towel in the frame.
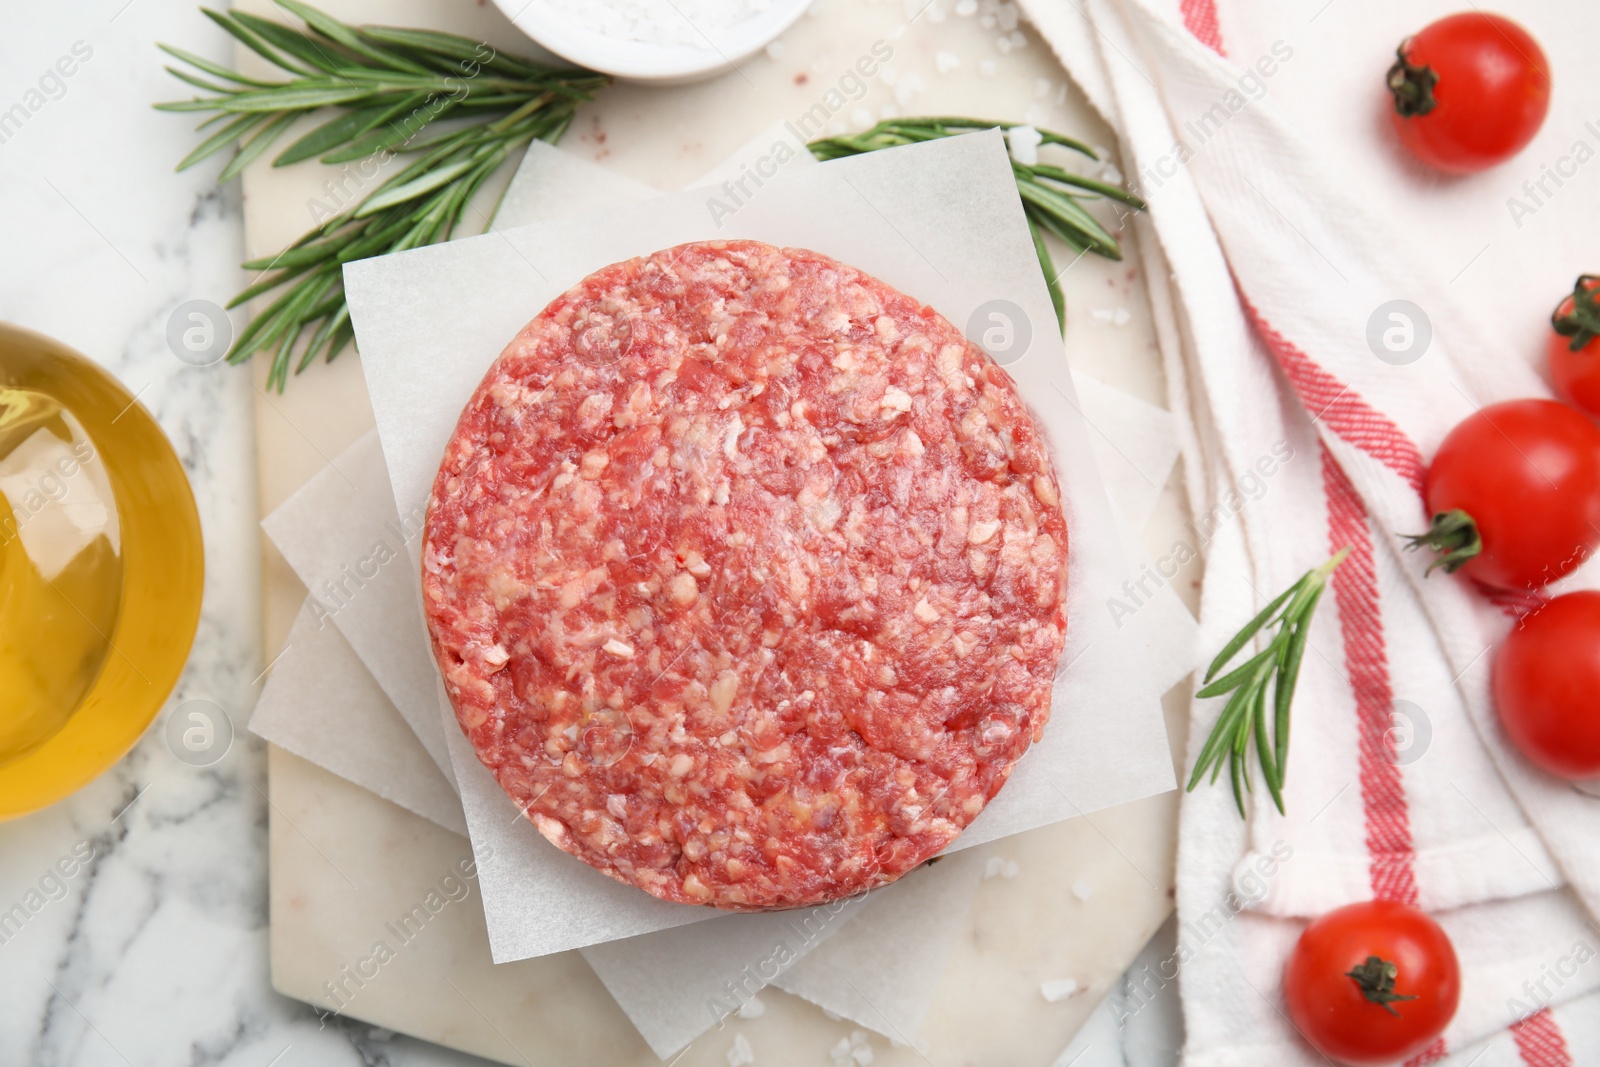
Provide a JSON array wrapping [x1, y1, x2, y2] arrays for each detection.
[[1021, 0, 1600, 1061]]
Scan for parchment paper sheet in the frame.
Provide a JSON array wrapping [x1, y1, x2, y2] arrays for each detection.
[[343, 131, 1178, 962]]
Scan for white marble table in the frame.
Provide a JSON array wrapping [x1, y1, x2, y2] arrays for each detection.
[[0, 2, 1183, 1064]]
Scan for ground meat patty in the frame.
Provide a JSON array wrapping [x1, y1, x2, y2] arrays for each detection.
[[423, 240, 1068, 911]]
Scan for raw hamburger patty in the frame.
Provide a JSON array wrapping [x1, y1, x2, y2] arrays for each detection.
[[423, 240, 1068, 910]]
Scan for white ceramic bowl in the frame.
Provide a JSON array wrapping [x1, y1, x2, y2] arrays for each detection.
[[492, 0, 811, 85]]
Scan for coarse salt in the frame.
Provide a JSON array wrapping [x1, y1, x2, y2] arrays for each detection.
[[548, 0, 771, 50], [1005, 125, 1042, 166], [1040, 977, 1080, 1002]]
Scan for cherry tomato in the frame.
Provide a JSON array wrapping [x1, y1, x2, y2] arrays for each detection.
[[1284, 900, 1460, 1066], [1492, 591, 1600, 779], [1410, 399, 1600, 591], [1549, 275, 1600, 418], [1387, 12, 1551, 174]]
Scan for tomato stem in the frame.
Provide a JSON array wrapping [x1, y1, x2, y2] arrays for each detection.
[[1346, 955, 1419, 1017], [1403, 509, 1482, 575], [1553, 274, 1600, 353], [1387, 42, 1440, 118]]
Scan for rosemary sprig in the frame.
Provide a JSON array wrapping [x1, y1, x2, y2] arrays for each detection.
[[157, 1, 607, 390], [808, 118, 1146, 329], [1186, 549, 1350, 818]]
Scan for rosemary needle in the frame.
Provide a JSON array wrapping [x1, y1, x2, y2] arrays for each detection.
[[808, 118, 1146, 331], [160, 6, 1141, 391], [156, 1, 607, 391], [1187, 548, 1350, 818]]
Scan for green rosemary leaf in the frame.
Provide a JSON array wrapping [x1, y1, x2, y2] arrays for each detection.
[[231, 10, 353, 73], [218, 111, 299, 182], [1029, 164, 1147, 209], [1014, 176, 1119, 256], [201, 8, 315, 77], [317, 95, 452, 163], [157, 43, 276, 87], [1029, 218, 1064, 329], [162, 65, 241, 96], [1186, 550, 1349, 818], [1025, 202, 1090, 256], [1203, 581, 1298, 682], [221, 82, 376, 111], [1253, 684, 1284, 814], [277, 0, 433, 75], [273, 103, 392, 166], [176, 111, 269, 171]]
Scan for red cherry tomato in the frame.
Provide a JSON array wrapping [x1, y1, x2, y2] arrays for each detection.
[[1411, 399, 1600, 591], [1493, 591, 1600, 779], [1284, 900, 1460, 1066], [1387, 12, 1551, 174], [1549, 275, 1600, 418]]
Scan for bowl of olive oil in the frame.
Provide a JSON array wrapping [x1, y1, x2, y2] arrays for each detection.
[[0, 322, 203, 819]]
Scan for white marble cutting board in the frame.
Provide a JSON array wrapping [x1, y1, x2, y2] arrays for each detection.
[[245, 1, 1198, 1063]]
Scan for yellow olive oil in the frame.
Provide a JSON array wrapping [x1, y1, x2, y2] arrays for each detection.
[[0, 323, 203, 819]]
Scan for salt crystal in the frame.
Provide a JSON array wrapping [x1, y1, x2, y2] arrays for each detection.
[[728, 1033, 755, 1067], [980, 14, 996, 28], [1023, 103, 1050, 128], [893, 71, 925, 107], [1034, 77, 1053, 99], [1010, 30, 1028, 48], [978, 59, 997, 77], [1041, 978, 1080, 1002], [935, 51, 961, 73], [955, 0, 978, 14], [1112, 307, 1131, 326], [880, 102, 899, 119], [830, 1037, 853, 1063], [852, 1046, 874, 1065], [1090, 307, 1117, 324], [765, 40, 786, 60], [549, 0, 771, 47], [738, 995, 766, 1018], [1005, 125, 1042, 166], [982, 855, 1020, 879], [851, 107, 875, 130], [995, 34, 1012, 53], [1101, 162, 1125, 184], [1071, 879, 1094, 901]]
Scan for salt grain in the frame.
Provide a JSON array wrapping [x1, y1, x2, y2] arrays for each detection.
[[550, 0, 769, 48], [765, 39, 786, 59], [978, 59, 997, 77], [935, 51, 961, 73], [1005, 125, 1042, 166], [728, 1033, 755, 1067], [955, 0, 978, 14], [1071, 879, 1094, 901], [738, 994, 767, 1018], [983, 855, 1020, 879], [1041, 978, 1080, 1002]]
